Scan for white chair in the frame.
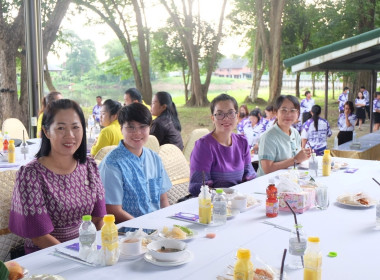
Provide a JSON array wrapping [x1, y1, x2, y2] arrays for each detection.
[[94, 145, 117, 165], [158, 144, 190, 205], [2, 118, 29, 140], [0, 170, 24, 261], [183, 128, 209, 162], [144, 135, 160, 153]]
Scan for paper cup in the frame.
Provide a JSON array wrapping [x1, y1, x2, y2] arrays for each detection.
[[231, 195, 247, 211], [120, 238, 141, 256]]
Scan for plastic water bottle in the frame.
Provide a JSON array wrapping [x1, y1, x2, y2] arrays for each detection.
[[79, 215, 97, 260], [287, 224, 307, 269], [309, 153, 318, 178], [333, 136, 338, 149], [352, 131, 357, 143], [212, 189, 227, 225]]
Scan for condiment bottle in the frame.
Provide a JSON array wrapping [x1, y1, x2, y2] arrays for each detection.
[[322, 150, 331, 176], [266, 178, 278, 218], [101, 214, 119, 265], [198, 185, 212, 224], [8, 140, 15, 163], [303, 237, 322, 280], [3, 131, 9, 154], [234, 248, 254, 280]]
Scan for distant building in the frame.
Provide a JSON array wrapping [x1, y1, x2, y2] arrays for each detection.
[[214, 58, 252, 79]]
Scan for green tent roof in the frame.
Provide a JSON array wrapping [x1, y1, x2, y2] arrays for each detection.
[[283, 28, 380, 72]]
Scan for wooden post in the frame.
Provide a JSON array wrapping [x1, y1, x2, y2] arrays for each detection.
[[370, 70, 377, 133], [325, 70, 328, 120]]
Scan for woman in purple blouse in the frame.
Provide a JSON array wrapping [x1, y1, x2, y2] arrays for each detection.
[[9, 99, 106, 254], [189, 94, 256, 196]]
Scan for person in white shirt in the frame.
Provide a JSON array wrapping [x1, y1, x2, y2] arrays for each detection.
[[300, 90, 315, 123], [360, 86, 370, 119], [337, 101, 357, 145], [242, 110, 267, 152], [301, 105, 332, 156], [264, 105, 276, 130], [355, 91, 366, 130], [338, 87, 349, 113], [373, 92, 380, 131]]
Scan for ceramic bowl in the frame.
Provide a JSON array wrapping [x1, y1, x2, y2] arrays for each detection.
[[147, 239, 187, 262]]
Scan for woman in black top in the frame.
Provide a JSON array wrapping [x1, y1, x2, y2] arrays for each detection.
[[150, 91, 184, 150]]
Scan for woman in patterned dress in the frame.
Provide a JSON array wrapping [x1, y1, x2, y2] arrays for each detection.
[[9, 99, 106, 254]]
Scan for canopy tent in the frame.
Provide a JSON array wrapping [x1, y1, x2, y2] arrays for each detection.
[[283, 28, 380, 132]]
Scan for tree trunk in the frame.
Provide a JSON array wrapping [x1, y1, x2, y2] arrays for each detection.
[[181, 68, 190, 102], [250, 29, 265, 102], [311, 73, 316, 96], [295, 72, 300, 98], [44, 59, 57, 92]]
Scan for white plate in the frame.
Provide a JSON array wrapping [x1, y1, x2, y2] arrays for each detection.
[[159, 229, 198, 241], [239, 199, 262, 213], [336, 194, 376, 208], [119, 247, 147, 260], [144, 250, 193, 266], [332, 161, 349, 170]]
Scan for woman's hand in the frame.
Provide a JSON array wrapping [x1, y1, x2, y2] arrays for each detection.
[[294, 148, 311, 163]]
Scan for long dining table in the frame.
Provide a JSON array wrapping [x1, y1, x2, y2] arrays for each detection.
[[11, 156, 380, 280]]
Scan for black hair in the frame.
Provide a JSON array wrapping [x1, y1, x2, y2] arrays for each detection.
[[45, 91, 62, 106], [376, 92, 380, 97], [249, 109, 261, 123], [37, 99, 87, 164], [305, 90, 311, 96], [344, 101, 354, 114], [360, 86, 365, 89], [102, 99, 122, 116], [273, 95, 300, 112], [311, 105, 321, 131], [96, 96, 102, 99], [118, 102, 152, 127], [356, 92, 365, 99], [344, 86, 349, 91], [125, 88, 142, 103], [155, 91, 182, 132], [210, 93, 238, 115], [265, 105, 274, 112]]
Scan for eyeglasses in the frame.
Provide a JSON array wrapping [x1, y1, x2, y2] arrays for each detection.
[[213, 111, 237, 120], [278, 107, 298, 114], [123, 124, 149, 133]]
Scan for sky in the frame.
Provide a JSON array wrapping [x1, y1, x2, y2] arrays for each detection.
[[48, 0, 247, 65]]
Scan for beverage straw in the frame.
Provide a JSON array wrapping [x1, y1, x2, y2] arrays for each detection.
[[372, 178, 380, 186], [280, 248, 287, 280], [284, 200, 304, 268]]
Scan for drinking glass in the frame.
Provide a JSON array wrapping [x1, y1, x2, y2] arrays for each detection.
[[315, 185, 329, 210]]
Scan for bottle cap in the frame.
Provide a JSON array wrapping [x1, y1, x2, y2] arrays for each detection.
[[9, 140, 14, 144], [328, 251, 337, 257], [324, 150, 330, 155], [236, 248, 251, 259], [82, 215, 92, 221], [103, 214, 115, 223], [215, 189, 223, 194], [308, 236, 320, 243]]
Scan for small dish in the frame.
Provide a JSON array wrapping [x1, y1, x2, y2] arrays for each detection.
[[147, 239, 187, 262], [144, 250, 193, 267], [336, 194, 376, 208], [240, 198, 262, 213], [119, 247, 147, 260]]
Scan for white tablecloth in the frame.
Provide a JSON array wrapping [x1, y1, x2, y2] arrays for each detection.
[[12, 157, 380, 280], [0, 139, 41, 170]]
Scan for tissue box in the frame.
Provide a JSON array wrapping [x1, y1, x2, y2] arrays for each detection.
[[278, 188, 315, 214]]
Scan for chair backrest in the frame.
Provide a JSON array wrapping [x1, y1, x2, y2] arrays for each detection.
[[94, 145, 117, 162], [0, 170, 24, 261], [2, 118, 29, 140], [183, 128, 209, 162], [144, 135, 160, 153], [158, 144, 190, 205]]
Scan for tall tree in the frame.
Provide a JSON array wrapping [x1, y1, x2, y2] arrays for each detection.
[[75, 0, 153, 103], [0, 0, 71, 127], [160, 0, 228, 106]]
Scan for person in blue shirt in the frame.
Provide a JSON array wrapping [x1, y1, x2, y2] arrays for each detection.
[[99, 103, 171, 223], [92, 96, 102, 124]]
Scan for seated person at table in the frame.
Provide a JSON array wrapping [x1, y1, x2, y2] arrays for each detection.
[[263, 105, 276, 130], [337, 101, 357, 145], [99, 103, 171, 223], [257, 95, 311, 176], [9, 99, 106, 254], [242, 109, 266, 151], [90, 99, 123, 157], [237, 104, 249, 134], [189, 94, 256, 197], [301, 105, 332, 156]]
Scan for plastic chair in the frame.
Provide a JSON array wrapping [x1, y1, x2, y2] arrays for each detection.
[[0, 170, 24, 261], [94, 145, 117, 162], [182, 128, 209, 162], [144, 135, 160, 153], [158, 144, 190, 205], [2, 118, 29, 140]]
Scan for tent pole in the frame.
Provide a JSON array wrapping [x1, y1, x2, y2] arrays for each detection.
[[325, 70, 328, 120], [370, 70, 377, 133]]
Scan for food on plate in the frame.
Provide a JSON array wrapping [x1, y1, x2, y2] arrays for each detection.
[[157, 246, 182, 253], [162, 225, 192, 239], [4, 261, 23, 280], [253, 268, 274, 280], [246, 196, 258, 208], [205, 233, 216, 239], [354, 193, 369, 205], [338, 192, 373, 206]]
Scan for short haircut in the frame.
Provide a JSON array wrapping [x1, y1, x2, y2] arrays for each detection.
[[46, 91, 62, 106], [37, 99, 87, 163], [249, 109, 261, 123], [124, 88, 142, 103], [118, 102, 152, 127], [344, 86, 349, 91], [344, 101, 354, 113], [102, 99, 122, 116], [376, 92, 380, 97], [305, 90, 311, 96], [360, 86, 365, 89], [210, 93, 238, 114], [265, 105, 274, 112], [96, 96, 102, 99], [273, 95, 300, 112]]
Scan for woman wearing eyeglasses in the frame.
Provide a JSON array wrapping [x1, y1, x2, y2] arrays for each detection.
[[99, 103, 171, 223], [150, 91, 184, 150], [257, 95, 311, 176], [90, 99, 123, 157], [189, 94, 256, 196]]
